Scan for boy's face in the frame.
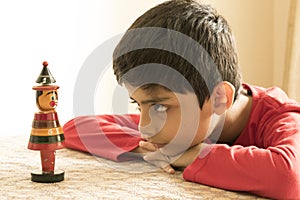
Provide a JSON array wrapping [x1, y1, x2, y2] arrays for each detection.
[[129, 85, 213, 149]]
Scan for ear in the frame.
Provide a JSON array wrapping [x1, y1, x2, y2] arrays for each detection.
[[212, 81, 235, 115]]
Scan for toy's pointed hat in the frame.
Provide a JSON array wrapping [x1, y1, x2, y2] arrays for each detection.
[[35, 61, 56, 85]]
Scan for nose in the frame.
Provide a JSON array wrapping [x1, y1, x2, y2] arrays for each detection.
[[138, 109, 154, 139], [138, 107, 167, 139], [139, 108, 150, 129]]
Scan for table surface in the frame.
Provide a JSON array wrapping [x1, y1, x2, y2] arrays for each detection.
[[0, 135, 269, 200]]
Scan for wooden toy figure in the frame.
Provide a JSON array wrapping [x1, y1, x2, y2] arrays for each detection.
[[28, 61, 65, 183]]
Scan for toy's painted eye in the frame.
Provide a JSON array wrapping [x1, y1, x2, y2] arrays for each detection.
[[153, 104, 168, 112], [51, 96, 55, 101]]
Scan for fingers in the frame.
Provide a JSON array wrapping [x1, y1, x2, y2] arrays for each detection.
[[143, 150, 176, 174], [139, 141, 158, 151], [163, 165, 175, 174]]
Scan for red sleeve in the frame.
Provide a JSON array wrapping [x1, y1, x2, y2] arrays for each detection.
[[183, 112, 300, 199], [62, 114, 142, 162]]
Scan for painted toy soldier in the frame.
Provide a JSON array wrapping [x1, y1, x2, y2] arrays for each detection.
[[28, 61, 65, 183]]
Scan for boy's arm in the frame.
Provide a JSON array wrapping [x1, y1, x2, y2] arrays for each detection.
[[182, 113, 300, 199], [62, 114, 142, 161]]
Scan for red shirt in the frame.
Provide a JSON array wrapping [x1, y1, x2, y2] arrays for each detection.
[[63, 84, 300, 199]]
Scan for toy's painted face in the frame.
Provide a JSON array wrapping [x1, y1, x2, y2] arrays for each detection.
[[37, 90, 58, 111]]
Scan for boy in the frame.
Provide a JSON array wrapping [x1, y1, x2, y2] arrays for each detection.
[[63, 0, 300, 199]]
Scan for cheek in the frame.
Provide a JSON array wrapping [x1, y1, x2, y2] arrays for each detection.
[[160, 113, 181, 140], [191, 116, 211, 145]]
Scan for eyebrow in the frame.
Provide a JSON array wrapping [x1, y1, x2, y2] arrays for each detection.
[[130, 97, 171, 105], [46, 91, 57, 96]]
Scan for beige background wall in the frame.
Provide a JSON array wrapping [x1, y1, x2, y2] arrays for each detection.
[[273, 0, 290, 88]]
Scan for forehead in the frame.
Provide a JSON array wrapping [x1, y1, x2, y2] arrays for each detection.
[[141, 85, 173, 95], [131, 84, 198, 104], [129, 84, 174, 98]]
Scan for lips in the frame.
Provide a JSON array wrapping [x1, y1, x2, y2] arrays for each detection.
[[49, 101, 57, 108]]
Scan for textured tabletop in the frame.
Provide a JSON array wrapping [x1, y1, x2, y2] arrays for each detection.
[[0, 136, 268, 200]]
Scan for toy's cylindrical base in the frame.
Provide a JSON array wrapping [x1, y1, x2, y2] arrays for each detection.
[[31, 169, 64, 183]]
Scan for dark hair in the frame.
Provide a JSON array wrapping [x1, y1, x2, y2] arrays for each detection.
[[36, 90, 44, 106], [113, 0, 241, 108]]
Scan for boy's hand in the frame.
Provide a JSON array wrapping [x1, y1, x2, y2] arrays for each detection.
[[170, 143, 206, 168], [139, 141, 158, 152], [143, 150, 176, 174], [142, 142, 208, 174], [134, 140, 208, 173], [133, 141, 175, 173], [131, 140, 158, 154]]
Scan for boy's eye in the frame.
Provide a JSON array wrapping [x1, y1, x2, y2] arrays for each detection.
[[152, 104, 168, 112], [130, 100, 140, 111], [51, 96, 55, 100]]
